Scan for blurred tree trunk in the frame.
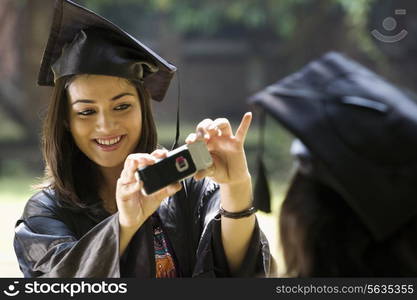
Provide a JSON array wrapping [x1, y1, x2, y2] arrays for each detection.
[[273, 0, 355, 77], [0, 0, 54, 171], [0, 0, 54, 140], [0, 0, 20, 81], [0, 0, 28, 129]]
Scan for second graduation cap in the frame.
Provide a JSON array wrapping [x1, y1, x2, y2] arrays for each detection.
[[38, 0, 177, 102], [249, 51, 417, 241]]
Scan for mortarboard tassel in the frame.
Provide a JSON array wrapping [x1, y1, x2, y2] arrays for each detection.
[[253, 109, 272, 213], [171, 70, 181, 150]]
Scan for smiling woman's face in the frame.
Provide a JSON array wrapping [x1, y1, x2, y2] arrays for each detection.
[[67, 74, 142, 168]]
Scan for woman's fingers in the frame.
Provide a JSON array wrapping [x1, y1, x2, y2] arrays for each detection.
[[117, 155, 154, 202], [127, 153, 157, 165], [211, 118, 233, 137], [195, 115, 250, 141], [119, 154, 155, 185], [185, 133, 198, 144], [164, 182, 183, 197], [144, 182, 182, 199], [196, 118, 225, 141], [150, 148, 168, 159], [235, 112, 252, 142], [196, 118, 214, 140], [119, 159, 138, 185]]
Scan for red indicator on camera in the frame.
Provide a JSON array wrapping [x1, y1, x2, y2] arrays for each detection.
[[175, 156, 189, 172]]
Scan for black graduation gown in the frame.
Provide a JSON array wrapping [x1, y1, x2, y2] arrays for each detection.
[[13, 178, 274, 278]]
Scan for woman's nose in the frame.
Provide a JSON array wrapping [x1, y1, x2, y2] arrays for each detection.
[[96, 111, 117, 132]]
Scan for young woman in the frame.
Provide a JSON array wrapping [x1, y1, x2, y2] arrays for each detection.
[[13, 0, 273, 278]]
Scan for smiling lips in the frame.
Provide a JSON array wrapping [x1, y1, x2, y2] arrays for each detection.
[[94, 135, 125, 151]]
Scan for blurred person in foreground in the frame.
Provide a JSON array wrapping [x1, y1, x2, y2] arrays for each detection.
[[250, 52, 417, 276], [13, 0, 273, 278]]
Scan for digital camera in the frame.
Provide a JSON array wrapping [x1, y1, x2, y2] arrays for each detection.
[[137, 141, 213, 195]]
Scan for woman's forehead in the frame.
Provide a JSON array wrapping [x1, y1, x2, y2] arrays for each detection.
[[67, 74, 136, 100]]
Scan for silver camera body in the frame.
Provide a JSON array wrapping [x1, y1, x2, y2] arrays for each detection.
[[137, 141, 213, 194]]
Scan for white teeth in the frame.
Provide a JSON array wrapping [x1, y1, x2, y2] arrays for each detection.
[[96, 136, 122, 146]]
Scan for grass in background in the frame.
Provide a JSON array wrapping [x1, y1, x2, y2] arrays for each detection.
[[0, 176, 37, 203], [0, 157, 42, 203], [0, 174, 40, 277], [0, 110, 26, 141]]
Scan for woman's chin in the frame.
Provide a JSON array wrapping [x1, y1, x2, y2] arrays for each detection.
[[93, 158, 124, 169]]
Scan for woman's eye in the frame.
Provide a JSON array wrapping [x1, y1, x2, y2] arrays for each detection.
[[77, 109, 95, 116], [115, 104, 131, 111]]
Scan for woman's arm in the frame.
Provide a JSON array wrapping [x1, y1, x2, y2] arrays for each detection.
[[187, 112, 256, 274], [219, 179, 256, 273], [119, 223, 140, 256]]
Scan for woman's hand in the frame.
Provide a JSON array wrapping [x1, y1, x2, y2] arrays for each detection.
[[186, 112, 255, 272], [185, 112, 253, 211], [186, 112, 252, 186], [186, 112, 253, 211], [116, 149, 182, 230]]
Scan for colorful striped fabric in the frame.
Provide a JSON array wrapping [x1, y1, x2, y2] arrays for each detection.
[[152, 216, 177, 278]]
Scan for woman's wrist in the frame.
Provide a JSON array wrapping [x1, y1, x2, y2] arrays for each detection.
[[219, 205, 257, 219], [118, 214, 144, 231], [219, 172, 251, 188], [119, 215, 142, 257], [219, 176, 253, 212]]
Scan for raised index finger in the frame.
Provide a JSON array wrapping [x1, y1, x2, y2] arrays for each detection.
[[235, 112, 252, 142]]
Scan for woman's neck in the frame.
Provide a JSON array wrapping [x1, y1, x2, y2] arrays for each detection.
[[99, 164, 123, 213]]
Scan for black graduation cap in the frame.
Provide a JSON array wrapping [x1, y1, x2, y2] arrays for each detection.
[[249, 51, 417, 240], [38, 0, 177, 102]]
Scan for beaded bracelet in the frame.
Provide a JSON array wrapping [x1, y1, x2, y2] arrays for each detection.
[[219, 206, 257, 219]]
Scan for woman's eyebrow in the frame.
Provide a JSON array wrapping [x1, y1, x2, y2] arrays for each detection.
[[71, 92, 134, 105], [71, 99, 94, 105], [110, 92, 134, 101]]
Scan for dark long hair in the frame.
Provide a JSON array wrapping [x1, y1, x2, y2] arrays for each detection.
[[280, 172, 417, 277], [39, 76, 157, 217]]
